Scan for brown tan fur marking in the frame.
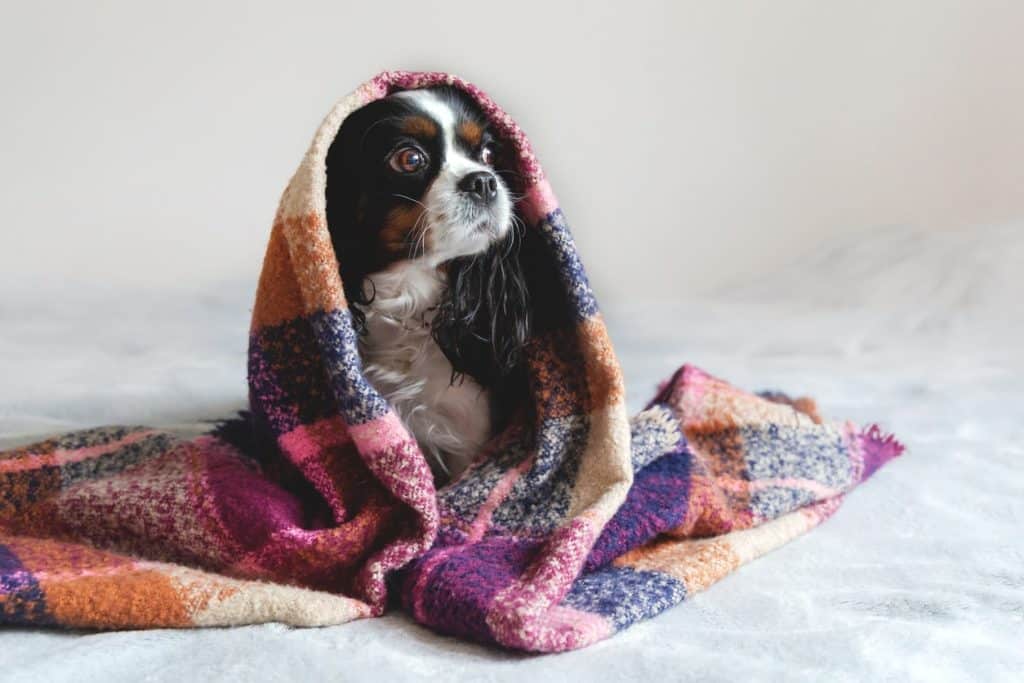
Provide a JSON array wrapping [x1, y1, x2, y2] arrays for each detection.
[[380, 204, 428, 256], [400, 116, 439, 139], [457, 120, 484, 149]]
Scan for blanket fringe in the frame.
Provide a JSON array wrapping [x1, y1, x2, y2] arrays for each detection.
[[859, 424, 905, 479]]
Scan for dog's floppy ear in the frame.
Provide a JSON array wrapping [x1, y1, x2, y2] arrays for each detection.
[[432, 221, 531, 387], [325, 103, 381, 333]]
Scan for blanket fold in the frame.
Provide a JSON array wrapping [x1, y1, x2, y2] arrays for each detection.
[[0, 71, 902, 652]]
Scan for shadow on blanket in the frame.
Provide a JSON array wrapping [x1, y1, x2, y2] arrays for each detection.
[[0, 71, 902, 653]]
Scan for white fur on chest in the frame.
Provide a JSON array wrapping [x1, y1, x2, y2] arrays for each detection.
[[359, 261, 491, 479]]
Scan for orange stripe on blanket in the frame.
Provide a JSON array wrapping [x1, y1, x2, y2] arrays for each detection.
[[613, 535, 741, 594], [0, 536, 190, 625], [251, 218, 307, 330], [578, 315, 625, 412], [41, 569, 193, 628], [525, 318, 625, 419], [282, 212, 347, 318]]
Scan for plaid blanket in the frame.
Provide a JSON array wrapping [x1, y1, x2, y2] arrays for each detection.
[[0, 71, 902, 652]]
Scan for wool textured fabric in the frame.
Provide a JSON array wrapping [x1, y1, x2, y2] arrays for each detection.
[[0, 71, 903, 652]]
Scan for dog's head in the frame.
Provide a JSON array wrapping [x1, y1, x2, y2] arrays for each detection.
[[325, 85, 529, 386]]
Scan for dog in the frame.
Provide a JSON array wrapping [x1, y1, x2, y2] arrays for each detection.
[[325, 86, 530, 481]]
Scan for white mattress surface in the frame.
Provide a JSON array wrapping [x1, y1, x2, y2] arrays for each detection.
[[1, 225, 1021, 682]]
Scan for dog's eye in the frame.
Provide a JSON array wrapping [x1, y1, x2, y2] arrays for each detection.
[[389, 147, 428, 173], [479, 144, 495, 166]]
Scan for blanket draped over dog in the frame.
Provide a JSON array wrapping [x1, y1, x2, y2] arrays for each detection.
[[0, 72, 902, 652]]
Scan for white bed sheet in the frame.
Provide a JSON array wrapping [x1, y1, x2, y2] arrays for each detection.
[[1, 225, 1021, 682]]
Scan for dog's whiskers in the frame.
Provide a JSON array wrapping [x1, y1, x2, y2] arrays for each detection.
[[408, 210, 433, 260], [393, 193, 432, 211]]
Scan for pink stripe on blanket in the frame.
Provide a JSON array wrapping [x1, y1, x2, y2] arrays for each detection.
[[277, 416, 351, 465], [466, 452, 537, 542], [28, 563, 144, 582], [670, 364, 711, 425], [510, 604, 613, 652], [347, 411, 411, 453], [521, 180, 559, 224], [0, 429, 158, 474], [347, 411, 437, 530], [799, 496, 845, 523]]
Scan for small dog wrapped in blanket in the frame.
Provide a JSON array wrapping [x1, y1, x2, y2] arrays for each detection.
[[325, 86, 530, 481], [0, 72, 902, 653]]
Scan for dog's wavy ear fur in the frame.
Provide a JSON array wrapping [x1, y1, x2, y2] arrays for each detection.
[[431, 225, 531, 388]]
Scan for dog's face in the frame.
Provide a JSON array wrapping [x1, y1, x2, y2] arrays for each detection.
[[326, 86, 530, 393], [326, 86, 514, 272]]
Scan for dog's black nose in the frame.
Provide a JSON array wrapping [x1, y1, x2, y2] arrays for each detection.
[[458, 171, 498, 203]]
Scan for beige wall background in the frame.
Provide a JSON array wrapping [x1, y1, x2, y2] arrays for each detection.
[[1, 1, 1021, 306]]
